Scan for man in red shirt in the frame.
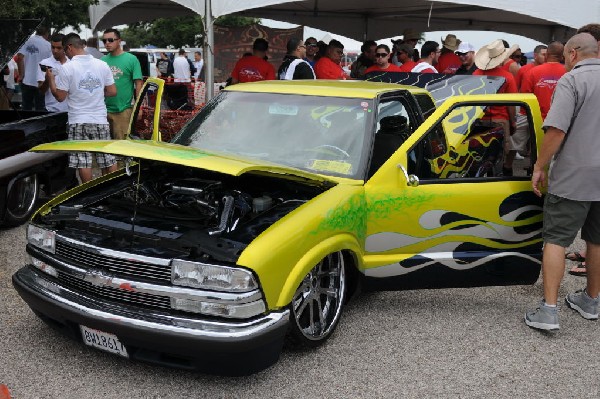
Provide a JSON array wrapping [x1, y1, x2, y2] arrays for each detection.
[[516, 44, 547, 89], [521, 42, 566, 119], [314, 40, 348, 79], [501, 41, 521, 78], [230, 38, 275, 84], [437, 34, 462, 74], [504, 42, 565, 176], [396, 44, 417, 72], [364, 44, 403, 74], [473, 39, 518, 176]]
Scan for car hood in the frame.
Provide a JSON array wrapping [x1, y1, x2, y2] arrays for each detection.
[[31, 139, 341, 186], [0, 19, 42, 70]]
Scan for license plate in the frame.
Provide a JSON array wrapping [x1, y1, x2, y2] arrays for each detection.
[[80, 325, 129, 358]]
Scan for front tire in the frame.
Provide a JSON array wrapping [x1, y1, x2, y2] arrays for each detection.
[[287, 251, 347, 347], [2, 173, 39, 226]]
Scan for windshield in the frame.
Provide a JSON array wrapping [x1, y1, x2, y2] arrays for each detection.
[[173, 91, 374, 179]]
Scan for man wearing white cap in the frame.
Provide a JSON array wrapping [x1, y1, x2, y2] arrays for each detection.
[[472, 39, 518, 176], [454, 42, 477, 75]]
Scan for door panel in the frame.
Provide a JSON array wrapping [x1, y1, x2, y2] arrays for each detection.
[[363, 95, 543, 290]]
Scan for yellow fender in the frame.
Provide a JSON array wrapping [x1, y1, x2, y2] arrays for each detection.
[[275, 233, 363, 308]]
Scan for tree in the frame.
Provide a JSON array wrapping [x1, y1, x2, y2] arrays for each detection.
[[1, 0, 97, 33], [122, 15, 259, 48]]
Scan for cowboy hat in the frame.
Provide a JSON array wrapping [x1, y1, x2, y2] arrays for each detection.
[[441, 34, 460, 51], [402, 29, 421, 41], [506, 43, 521, 57], [475, 39, 510, 70]]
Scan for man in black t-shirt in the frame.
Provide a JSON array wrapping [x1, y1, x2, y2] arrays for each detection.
[[278, 38, 315, 80]]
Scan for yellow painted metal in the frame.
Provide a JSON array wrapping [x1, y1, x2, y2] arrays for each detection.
[[237, 184, 365, 308], [225, 79, 430, 99]]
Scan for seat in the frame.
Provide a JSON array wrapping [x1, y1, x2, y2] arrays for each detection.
[[164, 84, 192, 111], [368, 115, 410, 177]]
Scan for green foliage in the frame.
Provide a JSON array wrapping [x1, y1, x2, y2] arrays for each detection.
[[121, 15, 260, 48], [0, 0, 97, 32]]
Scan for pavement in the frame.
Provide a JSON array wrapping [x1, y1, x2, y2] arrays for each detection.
[[1, 223, 598, 399]]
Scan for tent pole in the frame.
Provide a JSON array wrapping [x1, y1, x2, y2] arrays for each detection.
[[205, 0, 215, 101]]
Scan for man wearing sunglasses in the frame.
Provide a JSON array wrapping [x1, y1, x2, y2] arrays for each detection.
[[364, 45, 402, 74], [303, 37, 319, 67], [101, 28, 143, 140]]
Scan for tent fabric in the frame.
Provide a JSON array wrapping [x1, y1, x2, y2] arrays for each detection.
[[89, 0, 299, 30], [90, 0, 593, 43], [237, 0, 591, 43]]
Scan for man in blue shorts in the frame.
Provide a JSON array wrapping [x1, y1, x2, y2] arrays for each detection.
[[47, 33, 118, 184], [525, 33, 600, 331]]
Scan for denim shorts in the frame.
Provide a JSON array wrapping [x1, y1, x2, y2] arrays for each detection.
[[543, 193, 600, 247]]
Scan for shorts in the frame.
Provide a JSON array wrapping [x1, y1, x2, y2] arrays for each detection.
[[107, 108, 133, 140], [67, 123, 116, 169], [509, 114, 529, 152], [543, 193, 600, 247]]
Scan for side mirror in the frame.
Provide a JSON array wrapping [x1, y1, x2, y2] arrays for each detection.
[[398, 164, 419, 187]]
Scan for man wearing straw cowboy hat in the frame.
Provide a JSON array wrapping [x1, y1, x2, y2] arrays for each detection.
[[437, 34, 462, 74], [473, 39, 518, 176]]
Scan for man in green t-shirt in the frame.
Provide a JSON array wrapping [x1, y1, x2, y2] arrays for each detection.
[[101, 28, 143, 140]]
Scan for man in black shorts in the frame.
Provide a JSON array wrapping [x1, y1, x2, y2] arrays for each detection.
[[525, 33, 600, 331]]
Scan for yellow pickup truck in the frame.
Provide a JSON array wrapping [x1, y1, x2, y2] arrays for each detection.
[[13, 77, 544, 375]]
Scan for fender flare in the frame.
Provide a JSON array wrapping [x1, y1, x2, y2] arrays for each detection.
[[274, 233, 363, 308]]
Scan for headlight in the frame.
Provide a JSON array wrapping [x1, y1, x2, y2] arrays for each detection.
[[31, 256, 58, 278], [27, 224, 56, 254], [170, 298, 266, 318], [171, 260, 258, 292]]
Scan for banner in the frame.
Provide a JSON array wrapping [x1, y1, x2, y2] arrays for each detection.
[[214, 24, 304, 83]]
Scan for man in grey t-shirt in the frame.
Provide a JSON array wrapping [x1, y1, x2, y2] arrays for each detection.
[[525, 33, 600, 331]]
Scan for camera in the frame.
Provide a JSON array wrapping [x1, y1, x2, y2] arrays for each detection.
[[39, 64, 52, 72]]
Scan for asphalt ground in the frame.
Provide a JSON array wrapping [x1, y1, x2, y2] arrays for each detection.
[[1, 223, 597, 399]]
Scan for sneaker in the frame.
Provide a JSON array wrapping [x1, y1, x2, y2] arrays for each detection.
[[525, 301, 559, 331], [565, 289, 599, 320]]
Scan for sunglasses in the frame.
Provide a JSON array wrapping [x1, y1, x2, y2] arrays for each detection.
[[101, 38, 118, 43], [375, 53, 389, 58], [306, 43, 318, 47]]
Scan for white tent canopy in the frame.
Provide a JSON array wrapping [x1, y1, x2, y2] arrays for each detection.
[[89, 0, 595, 99], [238, 0, 595, 43]]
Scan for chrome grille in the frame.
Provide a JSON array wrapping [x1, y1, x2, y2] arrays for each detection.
[[58, 271, 171, 310], [55, 240, 171, 283]]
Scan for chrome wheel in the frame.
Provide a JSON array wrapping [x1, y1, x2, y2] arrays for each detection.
[[4, 174, 39, 225], [290, 251, 346, 345]]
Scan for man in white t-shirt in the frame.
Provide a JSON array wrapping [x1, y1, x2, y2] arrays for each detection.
[[37, 33, 69, 113], [16, 26, 51, 111], [193, 51, 203, 80], [47, 33, 117, 184], [173, 48, 192, 82]]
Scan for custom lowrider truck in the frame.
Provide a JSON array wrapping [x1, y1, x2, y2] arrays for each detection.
[[13, 78, 544, 375]]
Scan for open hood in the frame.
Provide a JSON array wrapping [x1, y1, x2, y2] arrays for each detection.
[[0, 19, 42, 70], [31, 139, 339, 186]]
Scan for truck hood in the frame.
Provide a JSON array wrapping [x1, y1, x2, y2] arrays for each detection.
[[31, 139, 340, 186]]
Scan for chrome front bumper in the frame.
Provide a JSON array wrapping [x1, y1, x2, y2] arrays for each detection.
[[13, 266, 290, 373]]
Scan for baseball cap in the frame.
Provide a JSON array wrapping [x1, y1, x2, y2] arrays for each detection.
[[455, 42, 476, 54]]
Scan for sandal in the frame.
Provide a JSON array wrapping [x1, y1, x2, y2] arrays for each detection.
[[565, 251, 586, 262], [568, 262, 587, 277]]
